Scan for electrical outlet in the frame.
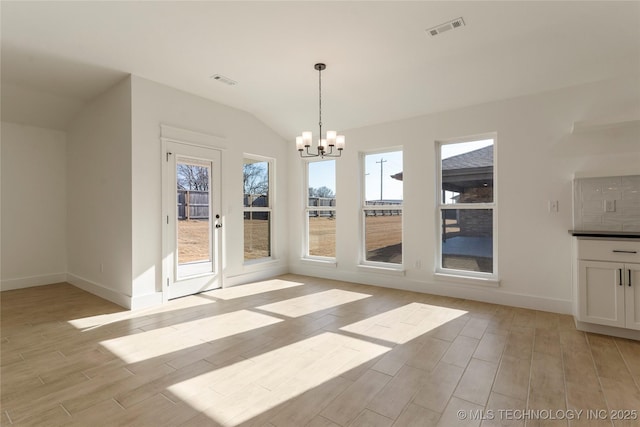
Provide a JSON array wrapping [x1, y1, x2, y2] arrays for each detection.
[[605, 200, 616, 213], [549, 200, 559, 213]]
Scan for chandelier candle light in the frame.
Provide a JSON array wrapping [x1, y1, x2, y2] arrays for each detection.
[[296, 63, 345, 158]]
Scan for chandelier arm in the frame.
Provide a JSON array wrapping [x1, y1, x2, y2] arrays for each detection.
[[300, 147, 320, 158]]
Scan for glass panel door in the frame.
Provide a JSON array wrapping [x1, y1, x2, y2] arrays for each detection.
[[164, 141, 222, 300]]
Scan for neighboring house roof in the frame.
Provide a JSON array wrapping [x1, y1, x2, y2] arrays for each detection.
[[390, 146, 493, 182], [442, 145, 493, 170]]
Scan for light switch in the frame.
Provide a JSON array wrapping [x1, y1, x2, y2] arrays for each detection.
[[605, 200, 616, 213], [549, 200, 559, 213]]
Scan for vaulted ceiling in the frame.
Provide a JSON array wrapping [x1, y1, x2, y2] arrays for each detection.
[[2, 1, 639, 139]]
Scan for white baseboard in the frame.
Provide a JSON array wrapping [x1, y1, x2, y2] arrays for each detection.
[[575, 320, 640, 340], [130, 292, 163, 310], [225, 265, 289, 288], [0, 273, 67, 291], [289, 265, 573, 314], [66, 273, 131, 309]]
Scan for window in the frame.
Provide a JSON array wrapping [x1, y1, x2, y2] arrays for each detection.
[[362, 149, 403, 266], [437, 136, 496, 279], [305, 160, 336, 259], [243, 156, 273, 262]]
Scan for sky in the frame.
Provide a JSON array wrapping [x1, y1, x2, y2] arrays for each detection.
[[364, 151, 403, 201], [441, 138, 493, 159], [306, 139, 493, 203], [308, 159, 336, 195], [307, 152, 403, 201]]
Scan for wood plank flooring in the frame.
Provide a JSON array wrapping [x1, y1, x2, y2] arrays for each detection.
[[2, 275, 640, 426]]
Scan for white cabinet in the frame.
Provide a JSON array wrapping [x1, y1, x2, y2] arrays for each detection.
[[626, 264, 640, 330], [577, 239, 640, 331]]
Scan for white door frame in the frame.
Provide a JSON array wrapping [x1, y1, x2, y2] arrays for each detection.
[[161, 126, 227, 303]]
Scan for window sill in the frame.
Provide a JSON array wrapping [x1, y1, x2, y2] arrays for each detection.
[[357, 264, 406, 276], [434, 272, 500, 287], [300, 258, 337, 268]]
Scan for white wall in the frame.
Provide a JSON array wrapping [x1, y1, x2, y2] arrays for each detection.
[[66, 77, 133, 306], [289, 75, 640, 314], [130, 76, 289, 307], [1, 122, 67, 290]]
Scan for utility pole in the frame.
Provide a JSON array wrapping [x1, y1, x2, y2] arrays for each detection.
[[376, 158, 387, 201]]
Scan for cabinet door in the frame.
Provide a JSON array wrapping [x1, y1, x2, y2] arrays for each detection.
[[624, 264, 640, 331], [578, 260, 625, 327]]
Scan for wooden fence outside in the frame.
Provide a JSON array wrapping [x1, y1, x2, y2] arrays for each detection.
[[308, 197, 336, 217], [177, 190, 209, 220], [177, 193, 402, 220]]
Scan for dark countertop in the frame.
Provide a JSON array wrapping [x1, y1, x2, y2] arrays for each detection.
[[569, 230, 640, 239]]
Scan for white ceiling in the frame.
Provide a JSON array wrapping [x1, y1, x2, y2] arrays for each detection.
[[2, 1, 639, 138]]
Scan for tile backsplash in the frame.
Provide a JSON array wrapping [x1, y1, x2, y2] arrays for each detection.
[[573, 175, 640, 232]]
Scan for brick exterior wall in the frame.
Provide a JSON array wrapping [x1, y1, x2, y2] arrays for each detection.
[[457, 187, 492, 237]]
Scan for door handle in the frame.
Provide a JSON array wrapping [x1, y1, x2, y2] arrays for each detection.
[[619, 269, 623, 286]]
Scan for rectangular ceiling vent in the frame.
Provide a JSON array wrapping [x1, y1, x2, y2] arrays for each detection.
[[210, 74, 237, 86], [426, 17, 465, 37]]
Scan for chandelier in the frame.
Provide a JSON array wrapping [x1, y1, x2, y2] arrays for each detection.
[[296, 63, 345, 158]]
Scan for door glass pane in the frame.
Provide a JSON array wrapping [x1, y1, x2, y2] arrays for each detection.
[[308, 211, 336, 257], [244, 211, 271, 260], [441, 140, 493, 204], [177, 158, 213, 278], [441, 208, 493, 273], [364, 210, 402, 263]]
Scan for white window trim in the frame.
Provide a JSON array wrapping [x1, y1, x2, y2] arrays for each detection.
[[303, 158, 337, 261], [243, 154, 275, 264], [435, 133, 498, 282], [359, 148, 404, 270]]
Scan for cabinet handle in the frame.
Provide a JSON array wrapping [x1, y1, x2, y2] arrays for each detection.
[[613, 250, 637, 254], [630, 269, 633, 287], [619, 269, 623, 286]]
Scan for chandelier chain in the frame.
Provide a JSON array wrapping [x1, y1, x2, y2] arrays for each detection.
[[318, 66, 322, 136]]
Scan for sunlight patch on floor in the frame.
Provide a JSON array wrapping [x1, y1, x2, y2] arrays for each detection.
[[167, 331, 390, 426], [99, 310, 283, 364], [256, 289, 371, 318], [68, 294, 213, 330], [170, 309, 284, 341], [340, 302, 467, 344]]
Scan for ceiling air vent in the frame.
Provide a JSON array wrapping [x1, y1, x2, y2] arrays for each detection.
[[426, 17, 465, 37], [210, 74, 237, 86]]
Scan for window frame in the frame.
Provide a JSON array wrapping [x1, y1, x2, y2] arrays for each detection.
[[242, 154, 275, 264], [435, 134, 498, 282], [359, 147, 404, 270], [303, 158, 337, 261]]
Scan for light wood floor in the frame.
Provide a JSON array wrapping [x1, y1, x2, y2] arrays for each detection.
[[2, 275, 640, 427]]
